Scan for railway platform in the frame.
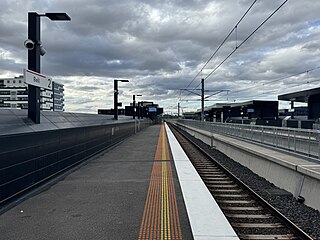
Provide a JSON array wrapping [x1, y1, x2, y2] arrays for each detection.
[[174, 120, 320, 211], [0, 123, 238, 240]]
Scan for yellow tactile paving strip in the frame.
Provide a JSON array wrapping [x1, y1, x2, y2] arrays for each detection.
[[138, 124, 182, 240]]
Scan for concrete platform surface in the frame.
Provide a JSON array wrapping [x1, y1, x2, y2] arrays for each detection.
[[165, 124, 239, 240], [0, 125, 193, 240]]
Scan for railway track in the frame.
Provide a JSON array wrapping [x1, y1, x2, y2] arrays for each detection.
[[168, 123, 313, 240]]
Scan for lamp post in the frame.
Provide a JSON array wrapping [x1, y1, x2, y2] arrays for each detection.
[[137, 102, 141, 119], [26, 12, 71, 124], [114, 79, 129, 120], [201, 78, 204, 122], [133, 94, 142, 119]]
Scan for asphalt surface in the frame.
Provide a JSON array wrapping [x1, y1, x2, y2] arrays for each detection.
[[0, 124, 193, 240]]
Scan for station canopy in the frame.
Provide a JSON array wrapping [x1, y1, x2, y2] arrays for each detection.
[[278, 87, 320, 103]]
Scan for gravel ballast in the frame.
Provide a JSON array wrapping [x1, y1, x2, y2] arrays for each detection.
[[180, 128, 320, 239]]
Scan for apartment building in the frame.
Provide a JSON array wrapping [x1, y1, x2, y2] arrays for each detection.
[[0, 75, 64, 111]]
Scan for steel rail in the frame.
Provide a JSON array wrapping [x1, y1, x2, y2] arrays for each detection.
[[168, 122, 313, 240]]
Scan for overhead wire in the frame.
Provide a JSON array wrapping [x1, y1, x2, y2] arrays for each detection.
[[204, 0, 289, 80], [179, 0, 258, 102], [229, 80, 320, 102], [230, 66, 320, 96], [187, 0, 258, 88], [232, 79, 320, 101], [178, 0, 291, 113]]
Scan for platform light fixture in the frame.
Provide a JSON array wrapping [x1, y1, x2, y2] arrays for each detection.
[[26, 12, 71, 124], [44, 13, 71, 21], [133, 94, 142, 119], [114, 79, 129, 120]]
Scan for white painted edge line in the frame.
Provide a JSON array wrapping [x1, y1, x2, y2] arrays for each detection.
[[165, 123, 239, 240]]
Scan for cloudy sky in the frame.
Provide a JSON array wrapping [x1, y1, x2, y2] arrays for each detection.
[[1, 0, 320, 114]]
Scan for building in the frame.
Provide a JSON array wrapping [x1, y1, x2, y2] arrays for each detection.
[[279, 107, 308, 117], [229, 100, 278, 121], [0, 76, 28, 109], [98, 101, 163, 120], [194, 100, 278, 123], [0, 76, 64, 111], [278, 87, 320, 129], [278, 87, 320, 120], [52, 82, 64, 111]]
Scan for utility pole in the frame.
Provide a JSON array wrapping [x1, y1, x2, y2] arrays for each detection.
[[133, 94, 135, 119], [26, 12, 70, 123], [201, 78, 204, 121], [28, 12, 41, 123], [291, 100, 294, 119], [113, 79, 129, 120], [180, 81, 228, 122], [178, 102, 180, 118], [133, 94, 142, 119], [114, 80, 118, 120]]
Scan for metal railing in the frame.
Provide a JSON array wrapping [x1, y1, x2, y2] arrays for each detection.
[[176, 119, 320, 160]]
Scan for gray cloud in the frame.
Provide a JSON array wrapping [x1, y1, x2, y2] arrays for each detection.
[[0, 0, 320, 114]]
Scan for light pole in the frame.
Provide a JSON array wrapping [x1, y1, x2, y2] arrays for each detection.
[[137, 102, 141, 119], [114, 79, 129, 120], [201, 78, 204, 122], [133, 94, 142, 119], [26, 12, 71, 124]]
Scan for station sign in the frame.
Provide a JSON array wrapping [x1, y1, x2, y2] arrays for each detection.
[[24, 69, 53, 90], [148, 107, 157, 113]]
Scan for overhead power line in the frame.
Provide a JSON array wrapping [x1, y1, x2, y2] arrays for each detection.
[[204, 0, 289, 81], [230, 65, 320, 95], [179, 0, 290, 107], [187, 0, 258, 88], [179, 0, 258, 102], [227, 70, 320, 101]]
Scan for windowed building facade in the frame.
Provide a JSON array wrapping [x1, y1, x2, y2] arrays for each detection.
[[52, 82, 64, 111], [0, 76, 64, 111]]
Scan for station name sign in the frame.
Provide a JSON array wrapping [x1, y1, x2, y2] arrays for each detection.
[[24, 69, 52, 90]]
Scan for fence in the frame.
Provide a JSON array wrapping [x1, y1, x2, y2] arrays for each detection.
[[177, 119, 320, 160]]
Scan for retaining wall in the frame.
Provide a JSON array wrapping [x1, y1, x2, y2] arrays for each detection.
[[174, 121, 320, 211], [0, 110, 150, 205]]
